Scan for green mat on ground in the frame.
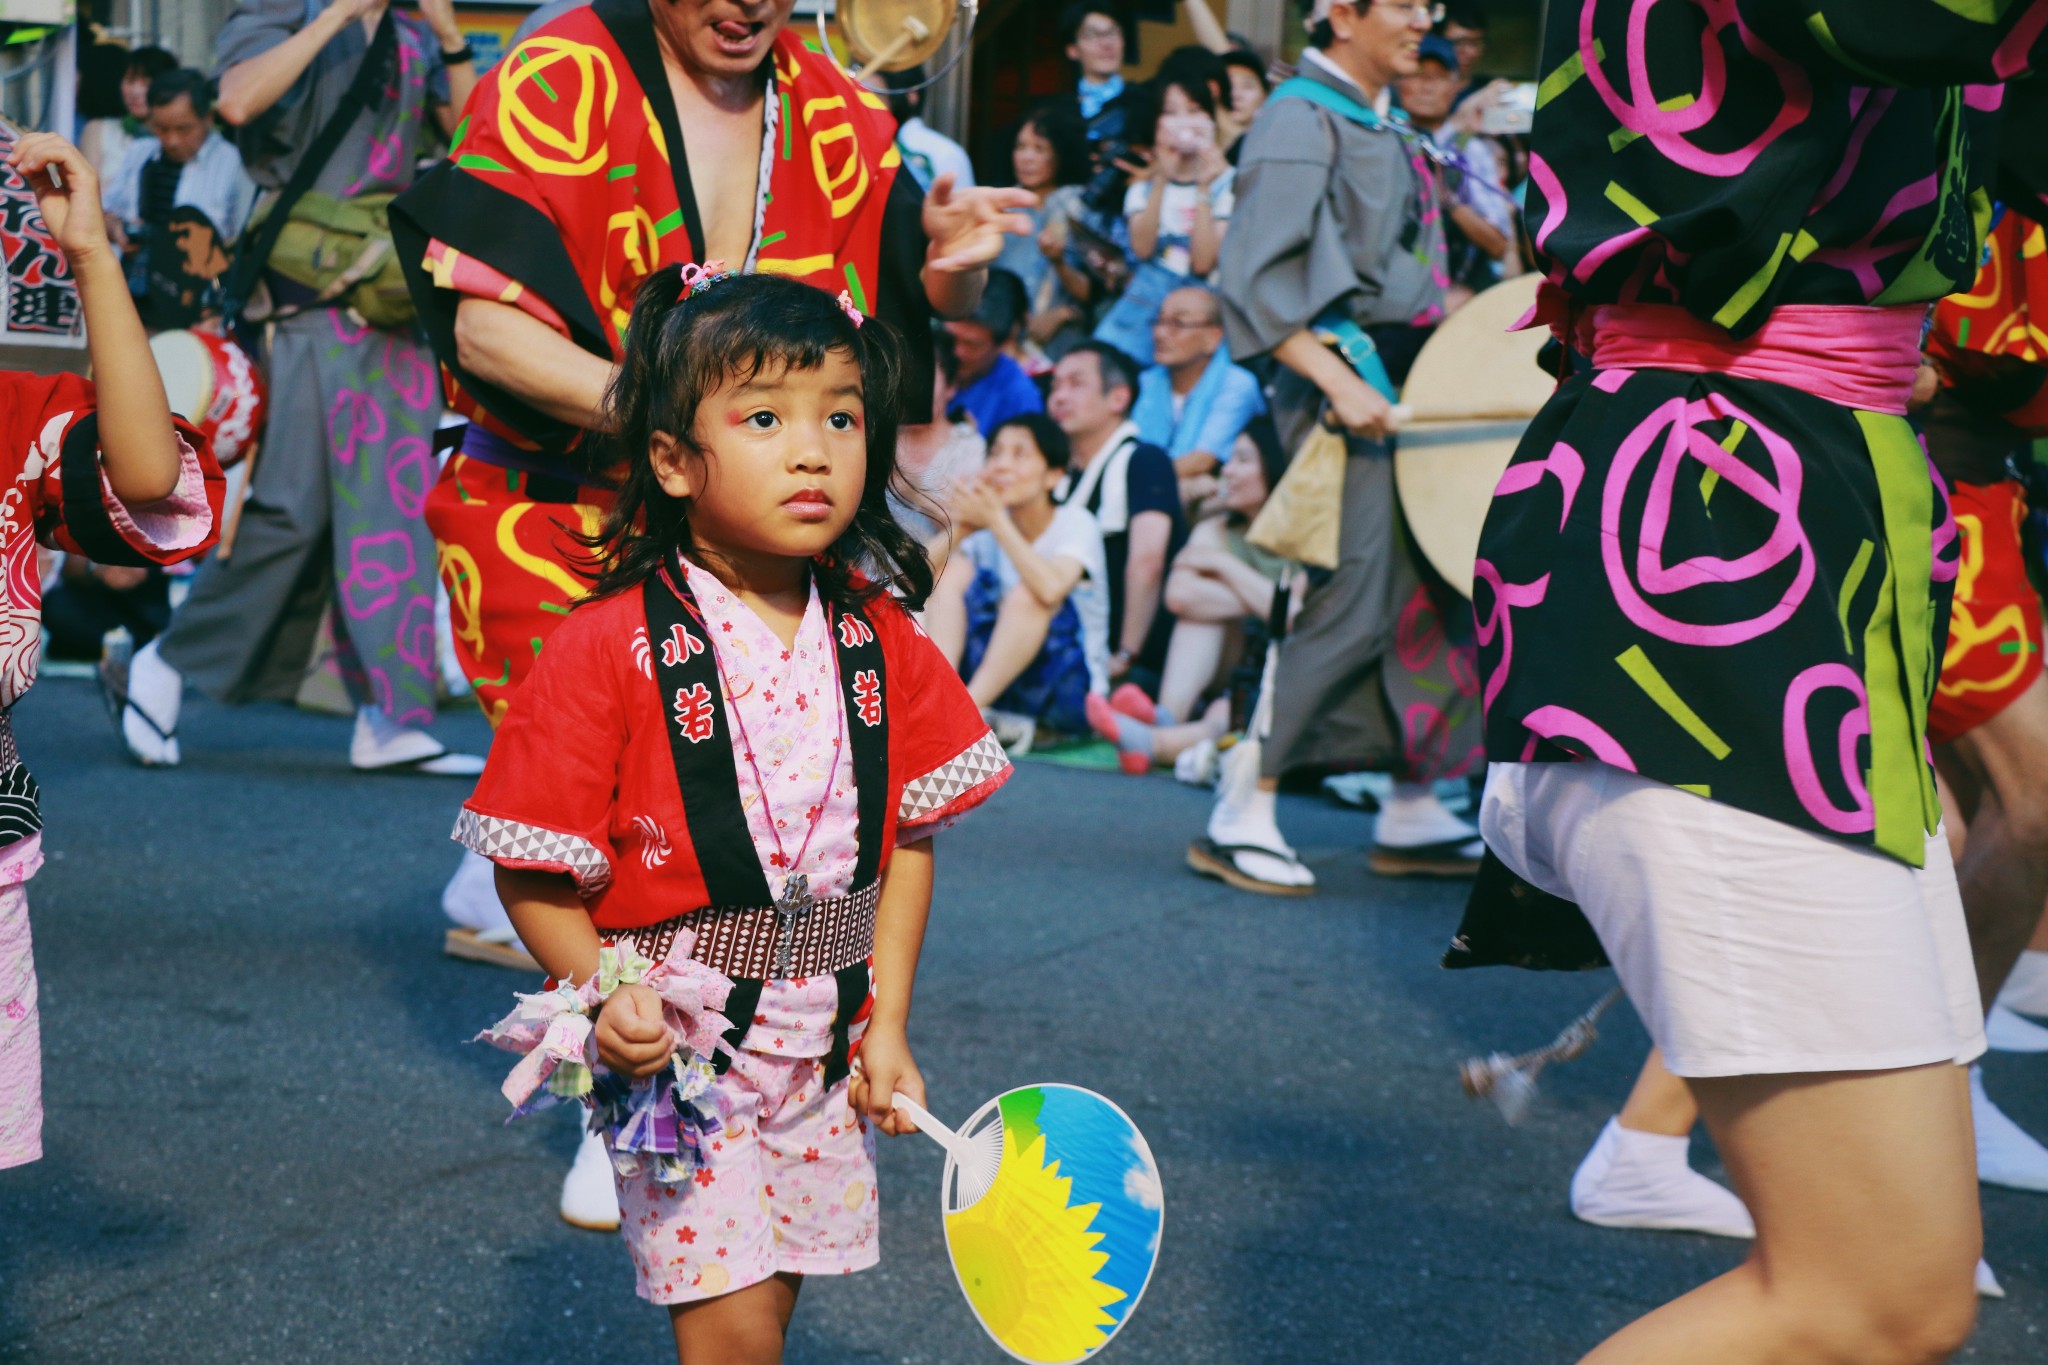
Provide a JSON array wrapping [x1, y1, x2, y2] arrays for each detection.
[[1015, 737, 1126, 770]]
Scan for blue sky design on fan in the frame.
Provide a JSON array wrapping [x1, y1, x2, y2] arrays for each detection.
[[1030, 1085, 1163, 1326]]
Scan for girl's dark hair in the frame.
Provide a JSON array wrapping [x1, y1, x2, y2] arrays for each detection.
[[578, 267, 934, 610], [988, 413, 1073, 474], [1016, 106, 1091, 189], [1220, 49, 1271, 102]]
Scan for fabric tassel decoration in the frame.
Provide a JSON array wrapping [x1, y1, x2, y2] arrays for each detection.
[[1459, 986, 1625, 1125], [475, 945, 736, 1154]]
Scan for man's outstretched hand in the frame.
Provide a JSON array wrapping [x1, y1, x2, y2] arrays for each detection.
[[923, 173, 1036, 274]]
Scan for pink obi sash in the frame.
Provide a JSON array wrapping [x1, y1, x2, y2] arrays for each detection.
[[1586, 302, 1927, 415]]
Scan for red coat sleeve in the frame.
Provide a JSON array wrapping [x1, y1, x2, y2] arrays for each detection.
[[456, 597, 629, 894], [7, 371, 223, 567], [876, 595, 1013, 842]]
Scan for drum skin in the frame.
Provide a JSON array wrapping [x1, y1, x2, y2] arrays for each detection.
[[148, 328, 265, 470]]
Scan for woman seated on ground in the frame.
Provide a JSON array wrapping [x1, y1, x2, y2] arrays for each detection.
[[1087, 428, 1284, 774], [994, 107, 1094, 360], [924, 414, 1111, 750], [890, 325, 985, 550]]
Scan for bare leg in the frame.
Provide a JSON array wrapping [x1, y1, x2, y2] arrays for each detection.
[[1934, 673, 2048, 1007], [670, 1272, 803, 1365], [923, 558, 972, 668], [1157, 618, 1227, 723], [1580, 1064, 1978, 1365], [1616, 1047, 1698, 1137], [1150, 696, 1233, 764], [966, 585, 1057, 708]]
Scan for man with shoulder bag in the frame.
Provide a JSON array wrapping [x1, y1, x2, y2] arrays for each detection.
[[103, 0, 482, 775], [1186, 0, 1485, 895]]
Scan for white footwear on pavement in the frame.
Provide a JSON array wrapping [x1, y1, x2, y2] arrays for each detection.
[[119, 640, 183, 766], [1372, 780, 1480, 849], [1570, 1117, 1756, 1238], [1998, 949, 2048, 1019], [1986, 1002, 2048, 1053], [560, 1127, 621, 1232], [1977, 1259, 2006, 1300], [349, 706, 485, 775], [442, 849, 514, 936], [1972, 1065, 2048, 1193]]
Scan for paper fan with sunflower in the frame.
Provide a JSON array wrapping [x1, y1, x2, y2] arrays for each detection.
[[893, 1084, 1164, 1362]]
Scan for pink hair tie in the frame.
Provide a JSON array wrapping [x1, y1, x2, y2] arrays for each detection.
[[836, 290, 865, 329], [677, 260, 731, 302]]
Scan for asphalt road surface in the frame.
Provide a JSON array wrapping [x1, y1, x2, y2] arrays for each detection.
[[2, 680, 2043, 1363]]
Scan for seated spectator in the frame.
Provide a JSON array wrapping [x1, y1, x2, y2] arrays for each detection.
[[78, 43, 176, 181], [947, 268, 1044, 434], [105, 69, 258, 329], [1398, 36, 1513, 305], [1132, 284, 1265, 482], [892, 326, 986, 547], [1087, 428, 1283, 772], [41, 560, 174, 663], [1218, 51, 1271, 149], [885, 66, 975, 192], [996, 107, 1093, 357], [924, 415, 1110, 747], [1093, 73, 1233, 365], [1048, 341, 1187, 689]]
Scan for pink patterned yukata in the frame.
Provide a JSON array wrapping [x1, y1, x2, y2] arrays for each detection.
[[611, 562, 880, 1303]]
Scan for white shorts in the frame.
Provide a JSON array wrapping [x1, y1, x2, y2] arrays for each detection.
[[1480, 761, 1986, 1079]]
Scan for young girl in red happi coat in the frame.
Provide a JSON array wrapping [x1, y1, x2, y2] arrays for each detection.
[[0, 132, 223, 1170], [461, 267, 1009, 1363]]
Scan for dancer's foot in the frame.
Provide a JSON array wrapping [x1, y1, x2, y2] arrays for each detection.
[[350, 706, 485, 775], [1999, 949, 2048, 1019], [1986, 1002, 2048, 1053], [442, 849, 513, 934], [1370, 781, 1482, 877], [1570, 1116, 1755, 1238], [108, 640, 182, 767], [560, 1127, 621, 1232], [1972, 1065, 2048, 1192], [1193, 787, 1314, 894], [1978, 1259, 2006, 1300]]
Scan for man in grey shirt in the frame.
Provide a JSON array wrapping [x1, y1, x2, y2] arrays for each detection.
[[1189, 0, 1485, 894]]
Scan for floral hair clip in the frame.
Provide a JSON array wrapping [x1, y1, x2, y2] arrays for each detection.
[[836, 289, 865, 329], [677, 259, 731, 302]]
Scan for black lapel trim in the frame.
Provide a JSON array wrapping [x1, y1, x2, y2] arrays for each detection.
[[711, 977, 765, 1075], [822, 961, 871, 1088], [828, 590, 889, 887], [644, 564, 775, 907], [593, 0, 704, 263], [54, 415, 149, 567], [391, 165, 612, 456]]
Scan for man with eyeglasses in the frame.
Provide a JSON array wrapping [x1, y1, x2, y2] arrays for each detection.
[[1189, 0, 1483, 896], [1057, 4, 1131, 143], [1437, 1, 1491, 108]]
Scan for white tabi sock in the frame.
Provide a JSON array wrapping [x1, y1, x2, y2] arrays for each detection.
[[1570, 1116, 1755, 1239], [1998, 949, 2048, 1019], [1374, 780, 1480, 850], [1973, 1065, 2048, 1192], [121, 640, 182, 766]]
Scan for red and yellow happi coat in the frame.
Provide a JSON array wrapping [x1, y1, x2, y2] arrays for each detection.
[[392, 0, 931, 458]]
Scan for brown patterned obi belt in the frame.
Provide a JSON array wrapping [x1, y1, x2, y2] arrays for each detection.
[[604, 880, 880, 982]]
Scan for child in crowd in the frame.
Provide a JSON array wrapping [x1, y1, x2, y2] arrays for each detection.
[[0, 132, 223, 1169], [924, 414, 1111, 750], [458, 268, 1009, 1364]]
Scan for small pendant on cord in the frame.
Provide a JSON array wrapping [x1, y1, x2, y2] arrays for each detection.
[[772, 872, 816, 977]]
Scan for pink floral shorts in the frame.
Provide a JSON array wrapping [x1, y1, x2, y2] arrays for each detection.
[[615, 1048, 879, 1305]]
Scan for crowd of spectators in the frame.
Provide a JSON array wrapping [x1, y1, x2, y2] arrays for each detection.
[[914, 0, 1529, 805]]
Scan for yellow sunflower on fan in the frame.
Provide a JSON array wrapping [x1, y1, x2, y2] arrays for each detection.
[[943, 1130, 1128, 1362]]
